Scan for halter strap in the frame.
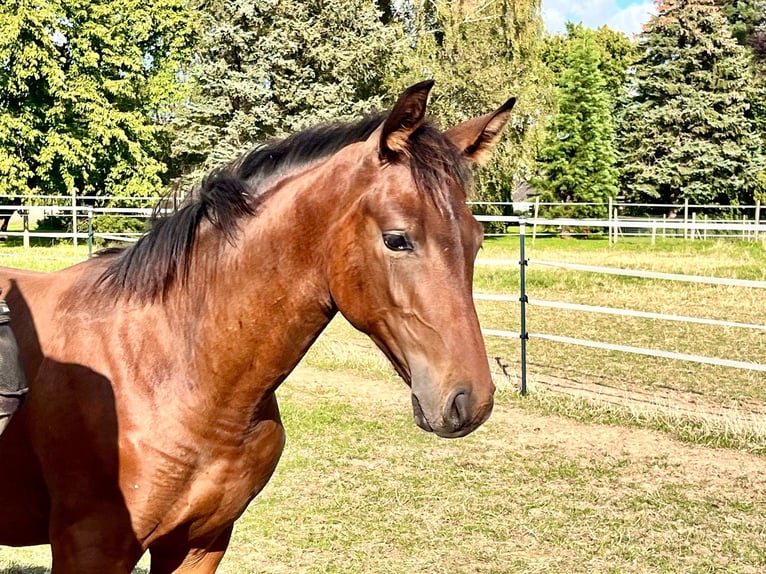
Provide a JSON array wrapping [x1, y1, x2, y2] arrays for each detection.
[[0, 387, 27, 416]]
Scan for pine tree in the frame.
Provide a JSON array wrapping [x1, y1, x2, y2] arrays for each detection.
[[170, 0, 398, 184], [0, 0, 193, 200], [533, 34, 618, 218], [716, 0, 765, 45], [617, 0, 764, 207]]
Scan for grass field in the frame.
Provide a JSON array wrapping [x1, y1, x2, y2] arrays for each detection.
[[1, 236, 766, 573], [4, 367, 765, 573]]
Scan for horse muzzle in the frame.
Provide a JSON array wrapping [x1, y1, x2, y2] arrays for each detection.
[[411, 384, 494, 439]]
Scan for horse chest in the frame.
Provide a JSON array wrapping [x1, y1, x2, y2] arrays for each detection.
[[126, 415, 286, 545]]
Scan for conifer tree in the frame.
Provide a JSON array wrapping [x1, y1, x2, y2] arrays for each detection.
[[717, 0, 765, 45], [543, 23, 636, 103], [618, 0, 764, 207], [534, 34, 618, 218], [171, 0, 398, 183]]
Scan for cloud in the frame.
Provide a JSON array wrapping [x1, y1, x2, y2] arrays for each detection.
[[542, 0, 656, 36], [606, 2, 656, 37]]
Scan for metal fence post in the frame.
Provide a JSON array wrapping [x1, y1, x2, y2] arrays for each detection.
[[22, 211, 29, 249], [519, 217, 528, 395]]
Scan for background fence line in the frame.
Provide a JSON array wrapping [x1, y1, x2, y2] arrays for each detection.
[[1, 200, 764, 390], [474, 293, 766, 331], [2, 198, 766, 247], [475, 217, 766, 394]]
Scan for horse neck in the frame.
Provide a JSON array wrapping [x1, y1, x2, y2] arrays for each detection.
[[174, 153, 361, 398]]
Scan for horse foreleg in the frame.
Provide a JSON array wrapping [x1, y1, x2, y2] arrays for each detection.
[[148, 525, 233, 574], [49, 522, 144, 574]]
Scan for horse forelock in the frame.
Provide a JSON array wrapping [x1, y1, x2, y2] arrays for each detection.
[[96, 113, 472, 303], [404, 124, 474, 215]]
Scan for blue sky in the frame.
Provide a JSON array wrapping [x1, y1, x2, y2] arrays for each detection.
[[542, 0, 657, 36]]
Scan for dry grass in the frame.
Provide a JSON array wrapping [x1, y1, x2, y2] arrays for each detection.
[[3, 237, 766, 573], [9, 367, 765, 573], [476, 236, 766, 407]]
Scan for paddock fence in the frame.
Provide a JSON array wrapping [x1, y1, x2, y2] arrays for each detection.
[[2, 196, 766, 252], [471, 198, 766, 242], [0, 194, 172, 255], [473, 216, 766, 394], [1, 197, 765, 394]]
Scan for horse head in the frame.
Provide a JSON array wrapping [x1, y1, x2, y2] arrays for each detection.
[[327, 81, 515, 438]]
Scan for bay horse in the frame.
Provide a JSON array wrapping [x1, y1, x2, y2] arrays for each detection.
[[0, 81, 514, 573]]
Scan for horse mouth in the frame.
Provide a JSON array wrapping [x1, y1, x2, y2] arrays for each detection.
[[410, 394, 433, 433]]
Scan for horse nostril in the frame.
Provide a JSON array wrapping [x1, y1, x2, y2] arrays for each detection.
[[445, 387, 471, 431]]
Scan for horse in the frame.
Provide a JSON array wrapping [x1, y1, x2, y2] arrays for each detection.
[[0, 81, 514, 573]]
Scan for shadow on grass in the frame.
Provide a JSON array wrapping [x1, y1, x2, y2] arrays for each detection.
[[3, 567, 149, 574], [0, 235, 73, 249]]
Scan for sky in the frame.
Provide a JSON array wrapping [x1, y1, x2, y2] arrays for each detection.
[[542, 0, 657, 37]]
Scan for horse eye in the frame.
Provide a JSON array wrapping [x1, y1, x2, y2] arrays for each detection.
[[383, 232, 413, 252]]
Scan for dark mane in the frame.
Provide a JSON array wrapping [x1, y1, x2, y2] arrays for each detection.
[[235, 114, 385, 187], [97, 113, 472, 302]]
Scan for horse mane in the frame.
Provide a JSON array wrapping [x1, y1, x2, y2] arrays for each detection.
[[97, 113, 472, 303]]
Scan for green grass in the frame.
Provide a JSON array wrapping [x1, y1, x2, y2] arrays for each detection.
[[9, 370, 765, 573], [0, 244, 87, 271], [3, 236, 766, 572]]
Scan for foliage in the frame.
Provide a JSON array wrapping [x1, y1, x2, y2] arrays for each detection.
[[91, 214, 146, 237], [618, 0, 765, 208], [170, 0, 399, 188], [533, 33, 618, 218], [542, 22, 637, 102], [0, 0, 194, 200], [388, 0, 552, 208], [716, 0, 766, 45]]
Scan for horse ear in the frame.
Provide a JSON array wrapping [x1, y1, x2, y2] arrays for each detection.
[[379, 80, 435, 160], [445, 97, 516, 165]]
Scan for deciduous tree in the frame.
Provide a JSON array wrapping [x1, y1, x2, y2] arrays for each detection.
[[0, 0, 193, 200], [388, 0, 552, 206]]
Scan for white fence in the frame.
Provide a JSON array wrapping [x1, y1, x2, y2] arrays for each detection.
[[474, 218, 766, 394], [0, 195, 171, 252], [1, 196, 766, 248], [471, 198, 766, 242], [0, 198, 763, 394]]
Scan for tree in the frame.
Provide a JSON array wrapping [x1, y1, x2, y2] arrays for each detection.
[[716, 0, 765, 45], [388, 0, 552, 206], [0, 0, 194, 201], [533, 34, 618, 218], [617, 0, 764, 208], [170, 0, 399, 185], [543, 23, 636, 102]]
